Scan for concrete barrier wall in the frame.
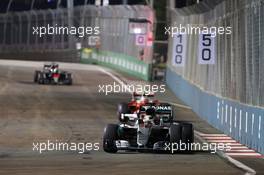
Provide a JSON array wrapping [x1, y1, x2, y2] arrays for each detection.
[[81, 49, 151, 81], [166, 67, 264, 154], [0, 50, 79, 63]]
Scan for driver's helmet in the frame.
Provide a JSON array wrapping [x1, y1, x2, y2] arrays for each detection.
[[133, 92, 146, 102], [50, 63, 59, 73]]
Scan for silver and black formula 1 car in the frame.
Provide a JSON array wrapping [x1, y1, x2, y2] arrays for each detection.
[[103, 102, 194, 153], [34, 63, 72, 85]]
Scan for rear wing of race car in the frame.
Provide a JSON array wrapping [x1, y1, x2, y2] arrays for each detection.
[[133, 92, 155, 97], [139, 103, 173, 115], [139, 103, 173, 123]]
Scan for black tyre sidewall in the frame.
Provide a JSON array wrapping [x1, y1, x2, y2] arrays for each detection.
[[117, 103, 129, 122], [169, 123, 181, 153], [34, 71, 39, 83], [103, 124, 119, 153]]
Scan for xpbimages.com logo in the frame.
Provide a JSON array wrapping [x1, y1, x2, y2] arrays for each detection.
[[98, 81, 166, 95], [165, 141, 231, 154], [33, 140, 100, 154], [165, 24, 232, 37], [32, 24, 100, 38]]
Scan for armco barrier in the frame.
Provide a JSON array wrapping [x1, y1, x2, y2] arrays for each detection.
[[166, 67, 264, 155], [81, 49, 151, 81]]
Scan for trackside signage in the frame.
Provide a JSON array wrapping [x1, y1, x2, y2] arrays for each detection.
[[198, 33, 216, 64], [171, 33, 187, 67], [171, 32, 217, 67]]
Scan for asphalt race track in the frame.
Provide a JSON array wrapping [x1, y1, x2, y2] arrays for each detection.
[[0, 61, 245, 175]]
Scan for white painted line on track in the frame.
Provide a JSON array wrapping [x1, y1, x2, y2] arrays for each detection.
[[0, 59, 104, 71], [195, 130, 257, 175], [99, 67, 191, 110], [207, 140, 237, 143], [203, 136, 233, 140], [196, 133, 227, 137], [226, 153, 262, 156], [227, 143, 245, 146], [163, 101, 191, 110], [229, 147, 250, 149], [225, 149, 256, 153], [197, 131, 263, 159], [98, 68, 130, 93]]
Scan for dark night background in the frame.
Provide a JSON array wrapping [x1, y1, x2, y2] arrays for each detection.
[[0, 0, 197, 13], [0, 0, 147, 13]]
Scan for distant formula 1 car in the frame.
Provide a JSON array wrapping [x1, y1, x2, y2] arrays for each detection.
[[117, 92, 159, 122], [34, 63, 72, 85], [103, 93, 194, 153]]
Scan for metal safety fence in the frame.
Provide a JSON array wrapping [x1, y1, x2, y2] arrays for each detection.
[[168, 0, 264, 107], [0, 5, 154, 63], [167, 0, 264, 154]]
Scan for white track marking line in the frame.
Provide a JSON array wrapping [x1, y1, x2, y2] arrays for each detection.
[[164, 102, 191, 110], [203, 136, 233, 140], [0, 59, 103, 71], [226, 153, 262, 156], [194, 130, 256, 175], [229, 146, 251, 149], [197, 133, 227, 137], [196, 130, 262, 157], [207, 140, 237, 143], [99, 67, 191, 110], [225, 150, 256, 153], [98, 68, 131, 93], [227, 143, 245, 146]]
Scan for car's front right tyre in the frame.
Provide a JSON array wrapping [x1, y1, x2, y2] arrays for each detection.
[[117, 103, 130, 122]]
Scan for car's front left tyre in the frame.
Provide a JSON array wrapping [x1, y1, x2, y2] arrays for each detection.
[[103, 124, 119, 153], [34, 71, 40, 83]]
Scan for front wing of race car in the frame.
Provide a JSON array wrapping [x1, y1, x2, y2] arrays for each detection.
[[115, 140, 170, 152]]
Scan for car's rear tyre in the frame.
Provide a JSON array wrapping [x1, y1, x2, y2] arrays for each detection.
[[38, 72, 44, 84], [181, 123, 194, 152], [170, 123, 181, 143], [169, 122, 194, 153], [68, 78, 72, 85], [181, 123, 194, 144], [65, 74, 72, 85], [103, 124, 119, 153], [34, 71, 40, 83], [117, 103, 130, 122], [169, 123, 181, 153]]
